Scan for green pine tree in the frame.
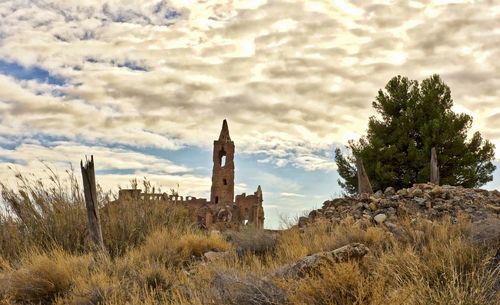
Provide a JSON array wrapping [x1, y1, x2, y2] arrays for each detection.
[[335, 74, 496, 194]]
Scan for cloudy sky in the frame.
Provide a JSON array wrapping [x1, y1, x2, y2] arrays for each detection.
[[0, 0, 499, 228]]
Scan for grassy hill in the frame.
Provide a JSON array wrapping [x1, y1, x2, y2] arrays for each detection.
[[0, 172, 498, 305]]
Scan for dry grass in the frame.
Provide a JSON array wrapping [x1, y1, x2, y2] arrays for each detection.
[[225, 227, 278, 256], [127, 227, 231, 267], [0, 250, 93, 305], [0, 171, 498, 305], [0, 169, 191, 261]]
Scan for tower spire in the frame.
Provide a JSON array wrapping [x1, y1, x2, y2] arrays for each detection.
[[218, 119, 231, 142], [211, 119, 235, 205], [256, 185, 262, 196]]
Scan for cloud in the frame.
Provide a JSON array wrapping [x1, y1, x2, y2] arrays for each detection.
[[280, 192, 305, 198], [0, 142, 189, 173], [0, 0, 499, 171], [0, 141, 214, 199]]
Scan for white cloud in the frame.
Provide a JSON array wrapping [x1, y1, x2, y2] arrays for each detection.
[[0, 0, 498, 172], [280, 192, 305, 198], [0, 142, 188, 174]]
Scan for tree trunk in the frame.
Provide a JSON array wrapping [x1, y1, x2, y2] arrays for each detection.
[[81, 155, 105, 252], [430, 147, 440, 185], [356, 157, 373, 195]]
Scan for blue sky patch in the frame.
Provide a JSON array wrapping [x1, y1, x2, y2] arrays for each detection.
[[0, 59, 66, 86], [116, 61, 148, 72], [153, 0, 182, 20], [164, 8, 181, 20]]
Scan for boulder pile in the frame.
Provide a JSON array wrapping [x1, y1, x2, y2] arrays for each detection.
[[299, 183, 500, 228]]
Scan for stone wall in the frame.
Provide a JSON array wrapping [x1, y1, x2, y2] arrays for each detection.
[[114, 188, 264, 231], [111, 120, 265, 231]]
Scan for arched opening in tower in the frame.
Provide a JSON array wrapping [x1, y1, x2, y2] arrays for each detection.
[[219, 148, 227, 167]]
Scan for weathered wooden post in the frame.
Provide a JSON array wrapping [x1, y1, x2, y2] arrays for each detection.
[[430, 147, 440, 185], [81, 155, 105, 252], [356, 157, 373, 195]]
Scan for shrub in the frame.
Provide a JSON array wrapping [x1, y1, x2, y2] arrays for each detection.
[[0, 250, 92, 304], [225, 228, 278, 256], [129, 227, 231, 267], [287, 262, 380, 305], [100, 198, 191, 257], [211, 272, 287, 305]]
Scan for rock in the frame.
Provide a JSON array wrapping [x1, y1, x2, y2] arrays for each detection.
[[384, 187, 396, 196], [441, 191, 451, 200], [324, 207, 335, 218], [308, 210, 321, 220], [210, 230, 221, 236], [330, 198, 351, 207], [468, 217, 500, 245], [359, 193, 371, 200], [396, 204, 409, 217], [411, 188, 424, 197], [414, 197, 426, 206], [322, 200, 332, 209], [465, 207, 475, 213], [298, 216, 309, 228], [379, 199, 399, 208], [490, 190, 500, 200], [298, 181, 500, 233], [204, 251, 228, 262], [439, 202, 455, 212], [271, 243, 369, 279], [385, 222, 406, 240], [373, 190, 383, 198], [430, 186, 443, 197], [486, 204, 500, 214], [374, 213, 387, 224], [397, 188, 409, 196], [421, 184, 434, 190]]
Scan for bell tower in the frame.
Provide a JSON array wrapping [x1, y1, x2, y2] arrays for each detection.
[[210, 119, 235, 205]]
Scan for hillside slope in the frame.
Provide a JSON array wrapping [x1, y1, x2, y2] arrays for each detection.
[[1, 182, 499, 305]]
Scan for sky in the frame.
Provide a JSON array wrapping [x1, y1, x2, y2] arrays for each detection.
[[0, 0, 499, 229]]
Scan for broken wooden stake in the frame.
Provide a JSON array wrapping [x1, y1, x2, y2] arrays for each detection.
[[356, 157, 373, 195], [81, 155, 105, 252], [430, 147, 440, 185]]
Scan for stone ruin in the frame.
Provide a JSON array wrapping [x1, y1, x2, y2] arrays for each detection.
[[298, 183, 500, 231], [113, 120, 265, 231]]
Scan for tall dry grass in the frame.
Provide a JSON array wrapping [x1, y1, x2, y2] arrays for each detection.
[[0, 170, 498, 305], [0, 168, 192, 261]]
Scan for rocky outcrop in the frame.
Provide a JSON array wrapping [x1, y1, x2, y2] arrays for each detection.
[[299, 183, 500, 228], [270, 243, 369, 279]]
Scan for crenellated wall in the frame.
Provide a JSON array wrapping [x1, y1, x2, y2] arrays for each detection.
[[115, 187, 264, 230]]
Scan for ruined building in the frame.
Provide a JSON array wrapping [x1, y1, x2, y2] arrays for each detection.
[[114, 120, 265, 230]]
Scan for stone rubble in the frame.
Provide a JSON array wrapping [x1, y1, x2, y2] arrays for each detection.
[[299, 183, 500, 228]]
